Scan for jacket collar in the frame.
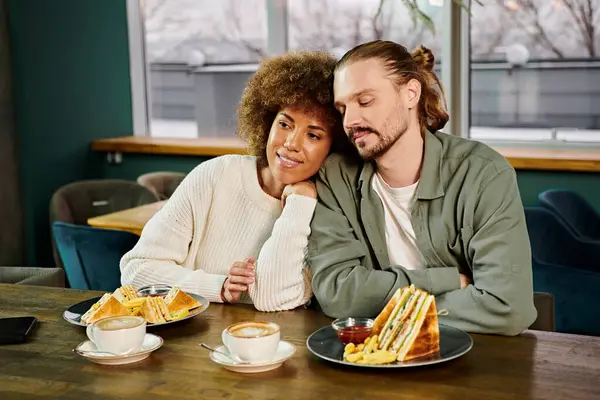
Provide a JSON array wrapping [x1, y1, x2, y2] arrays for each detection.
[[357, 130, 445, 200]]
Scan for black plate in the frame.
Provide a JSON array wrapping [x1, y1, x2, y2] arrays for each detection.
[[62, 294, 209, 327], [306, 324, 473, 368]]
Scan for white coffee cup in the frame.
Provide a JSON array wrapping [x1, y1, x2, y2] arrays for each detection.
[[86, 316, 146, 355], [221, 321, 280, 364]]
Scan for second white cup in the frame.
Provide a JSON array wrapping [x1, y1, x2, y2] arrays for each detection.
[[222, 321, 280, 364], [86, 315, 146, 355]]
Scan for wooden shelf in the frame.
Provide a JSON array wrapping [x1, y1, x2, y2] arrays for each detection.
[[92, 136, 600, 172], [496, 146, 600, 172], [91, 136, 246, 157]]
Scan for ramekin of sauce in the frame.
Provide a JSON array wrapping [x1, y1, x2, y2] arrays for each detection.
[[331, 317, 374, 345]]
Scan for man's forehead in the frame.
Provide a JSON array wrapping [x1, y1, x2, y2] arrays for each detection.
[[334, 59, 389, 99]]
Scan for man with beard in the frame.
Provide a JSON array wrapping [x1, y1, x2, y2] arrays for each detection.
[[308, 41, 537, 336]]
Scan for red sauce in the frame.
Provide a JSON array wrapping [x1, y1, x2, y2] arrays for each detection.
[[336, 325, 372, 344]]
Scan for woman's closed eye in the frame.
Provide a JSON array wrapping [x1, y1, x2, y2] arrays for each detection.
[[308, 132, 321, 140], [358, 99, 373, 107]]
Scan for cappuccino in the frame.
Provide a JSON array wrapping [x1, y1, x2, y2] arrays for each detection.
[[228, 322, 278, 338], [222, 321, 281, 363], [96, 316, 144, 331], [87, 316, 146, 355]]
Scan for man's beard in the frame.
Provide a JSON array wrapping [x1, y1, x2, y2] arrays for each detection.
[[349, 117, 407, 161]]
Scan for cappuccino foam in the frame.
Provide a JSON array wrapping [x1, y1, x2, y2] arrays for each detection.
[[96, 317, 143, 331], [228, 322, 277, 338]]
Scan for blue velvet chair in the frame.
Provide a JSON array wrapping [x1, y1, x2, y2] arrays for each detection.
[[525, 206, 600, 271], [525, 207, 600, 336], [52, 222, 139, 291], [49, 179, 159, 270], [538, 189, 600, 242]]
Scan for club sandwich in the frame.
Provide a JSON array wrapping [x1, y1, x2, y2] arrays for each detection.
[[371, 285, 440, 362]]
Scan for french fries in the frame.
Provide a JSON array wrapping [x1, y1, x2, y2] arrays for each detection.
[[343, 334, 398, 365]]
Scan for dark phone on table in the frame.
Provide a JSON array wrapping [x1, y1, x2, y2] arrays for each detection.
[[0, 316, 37, 344]]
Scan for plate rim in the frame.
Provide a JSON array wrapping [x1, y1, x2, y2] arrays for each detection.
[[75, 333, 164, 360], [306, 323, 473, 369], [209, 340, 297, 367], [63, 292, 210, 327]]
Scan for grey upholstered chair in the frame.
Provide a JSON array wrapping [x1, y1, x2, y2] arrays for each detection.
[[49, 179, 159, 269], [0, 267, 65, 287], [137, 171, 186, 200]]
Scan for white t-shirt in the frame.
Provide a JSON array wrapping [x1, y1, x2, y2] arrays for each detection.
[[372, 173, 424, 270]]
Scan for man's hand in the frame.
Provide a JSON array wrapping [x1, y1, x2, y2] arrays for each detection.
[[281, 181, 317, 209], [460, 273, 473, 289], [221, 257, 255, 303]]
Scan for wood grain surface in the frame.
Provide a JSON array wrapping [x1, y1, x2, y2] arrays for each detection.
[[1, 284, 599, 400], [87, 201, 166, 236]]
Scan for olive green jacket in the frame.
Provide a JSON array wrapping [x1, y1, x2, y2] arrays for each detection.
[[308, 131, 537, 336]]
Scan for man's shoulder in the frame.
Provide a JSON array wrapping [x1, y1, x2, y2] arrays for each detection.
[[318, 153, 364, 186], [435, 131, 513, 176]]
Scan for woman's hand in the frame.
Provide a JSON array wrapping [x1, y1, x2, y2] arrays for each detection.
[[221, 257, 255, 303], [281, 181, 317, 209]]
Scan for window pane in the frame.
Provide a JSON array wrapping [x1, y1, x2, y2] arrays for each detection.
[[144, 0, 267, 138], [287, 0, 443, 59], [469, 0, 600, 143]]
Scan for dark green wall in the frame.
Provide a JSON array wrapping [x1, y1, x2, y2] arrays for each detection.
[[8, 0, 133, 266], [517, 170, 600, 207], [99, 154, 209, 181]]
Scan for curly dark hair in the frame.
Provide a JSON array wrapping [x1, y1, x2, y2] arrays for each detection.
[[237, 51, 347, 165]]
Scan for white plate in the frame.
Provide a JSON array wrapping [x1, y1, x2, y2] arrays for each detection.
[[74, 333, 163, 365], [209, 340, 296, 373]]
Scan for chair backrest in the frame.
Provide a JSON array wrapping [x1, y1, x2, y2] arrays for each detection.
[[49, 179, 158, 269], [538, 189, 600, 241], [529, 292, 555, 332], [52, 222, 139, 291], [137, 171, 186, 200], [0, 266, 65, 288], [525, 206, 600, 272]]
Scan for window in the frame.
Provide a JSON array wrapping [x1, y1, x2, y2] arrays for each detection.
[[287, 0, 443, 59], [137, 0, 450, 139], [469, 0, 600, 144], [142, 0, 267, 138]]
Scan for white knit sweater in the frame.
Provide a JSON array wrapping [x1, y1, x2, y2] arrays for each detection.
[[120, 155, 316, 312]]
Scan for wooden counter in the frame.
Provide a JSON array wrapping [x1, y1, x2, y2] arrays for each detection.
[[92, 136, 600, 172]]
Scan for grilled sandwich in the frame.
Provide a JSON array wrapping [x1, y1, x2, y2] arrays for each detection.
[[164, 287, 201, 313], [112, 285, 139, 303], [80, 293, 131, 324], [139, 296, 171, 324]]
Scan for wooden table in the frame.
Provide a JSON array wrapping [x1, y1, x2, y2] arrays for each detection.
[[1, 284, 600, 400], [87, 201, 166, 235]]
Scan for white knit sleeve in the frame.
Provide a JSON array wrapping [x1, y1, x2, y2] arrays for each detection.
[[248, 194, 316, 312], [120, 159, 228, 303]]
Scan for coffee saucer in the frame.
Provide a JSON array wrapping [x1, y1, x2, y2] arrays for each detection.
[[74, 333, 163, 365], [209, 340, 296, 373]]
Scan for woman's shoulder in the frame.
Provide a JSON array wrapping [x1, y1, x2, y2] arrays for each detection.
[[187, 154, 257, 181]]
